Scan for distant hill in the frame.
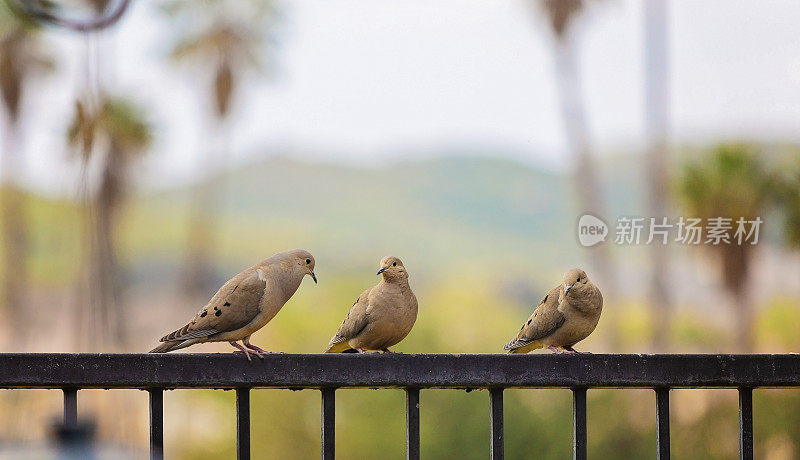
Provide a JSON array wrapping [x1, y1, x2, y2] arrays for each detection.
[[10, 152, 648, 299], [140, 155, 591, 280]]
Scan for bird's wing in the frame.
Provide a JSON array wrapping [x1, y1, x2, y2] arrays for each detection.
[[326, 288, 373, 350], [160, 270, 268, 342], [504, 286, 565, 351]]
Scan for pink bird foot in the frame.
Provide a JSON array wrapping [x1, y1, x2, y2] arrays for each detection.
[[245, 343, 280, 354], [230, 341, 263, 361]]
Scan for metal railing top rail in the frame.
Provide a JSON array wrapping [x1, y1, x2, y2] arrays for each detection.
[[1, 353, 799, 389], [2, 353, 788, 459]]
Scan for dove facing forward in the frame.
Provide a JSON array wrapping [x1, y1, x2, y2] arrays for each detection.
[[325, 256, 418, 353], [149, 249, 317, 360], [504, 269, 602, 354]]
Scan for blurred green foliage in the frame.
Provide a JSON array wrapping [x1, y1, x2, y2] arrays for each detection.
[[777, 156, 800, 249], [679, 144, 775, 221]]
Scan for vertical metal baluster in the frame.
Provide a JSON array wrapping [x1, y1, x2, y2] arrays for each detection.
[[739, 387, 753, 460], [63, 388, 78, 428], [236, 388, 251, 460], [406, 388, 420, 460], [572, 388, 587, 460], [490, 388, 504, 460], [655, 387, 670, 460], [321, 388, 336, 460], [149, 388, 164, 460]]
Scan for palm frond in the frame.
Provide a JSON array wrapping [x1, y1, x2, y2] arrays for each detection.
[[67, 94, 152, 161], [541, 0, 584, 37]]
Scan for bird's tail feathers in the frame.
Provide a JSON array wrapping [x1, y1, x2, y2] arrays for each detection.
[[503, 337, 521, 351], [324, 340, 353, 353], [149, 337, 206, 353], [149, 341, 180, 353], [504, 339, 541, 354]]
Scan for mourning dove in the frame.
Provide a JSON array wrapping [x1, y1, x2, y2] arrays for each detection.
[[325, 256, 418, 353], [503, 268, 602, 354], [149, 249, 317, 360]]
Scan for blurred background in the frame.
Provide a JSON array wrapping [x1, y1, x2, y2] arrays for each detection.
[[1, 0, 800, 458]]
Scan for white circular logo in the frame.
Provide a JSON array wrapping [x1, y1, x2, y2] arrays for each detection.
[[577, 214, 608, 247]]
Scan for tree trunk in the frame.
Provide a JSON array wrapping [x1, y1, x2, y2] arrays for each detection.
[[0, 117, 28, 343], [644, 0, 672, 351], [181, 183, 217, 296], [88, 145, 126, 348], [722, 244, 754, 352], [181, 121, 223, 297], [552, 36, 617, 294], [732, 288, 754, 353]]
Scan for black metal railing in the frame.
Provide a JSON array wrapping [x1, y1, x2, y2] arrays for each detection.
[[2, 353, 799, 459]]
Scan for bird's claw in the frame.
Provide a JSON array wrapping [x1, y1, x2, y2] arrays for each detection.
[[243, 343, 283, 357], [232, 350, 253, 361], [233, 350, 264, 361], [563, 346, 590, 354]]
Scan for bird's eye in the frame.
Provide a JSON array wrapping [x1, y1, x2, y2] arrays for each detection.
[[577, 277, 581, 282], [306, 258, 311, 264], [392, 261, 397, 267]]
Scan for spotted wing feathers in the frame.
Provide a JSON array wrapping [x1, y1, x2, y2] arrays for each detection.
[[158, 270, 268, 343], [325, 288, 372, 352], [504, 286, 565, 352]]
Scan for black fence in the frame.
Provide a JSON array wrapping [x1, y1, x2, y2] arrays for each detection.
[[2, 353, 799, 459]]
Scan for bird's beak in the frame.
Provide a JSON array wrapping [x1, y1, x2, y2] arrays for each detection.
[[376, 267, 388, 275], [310, 270, 317, 284], [564, 284, 573, 295]]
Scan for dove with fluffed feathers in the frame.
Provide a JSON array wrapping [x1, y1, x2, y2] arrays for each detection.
[[149, 249, 317, 360], [325, 256, 418, 353], [504, 268, 602, 354]]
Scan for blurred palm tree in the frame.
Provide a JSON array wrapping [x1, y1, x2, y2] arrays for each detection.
[[162, 0, 278, 296], [643, 0, 672, 350], [68, 95, 151, 347], [536, 0, 615, 288], [0, 3, 52, 339], [679, 144, 774, 352]]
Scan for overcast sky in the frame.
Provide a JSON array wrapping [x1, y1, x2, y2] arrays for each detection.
[[13, 0, 800, 193]]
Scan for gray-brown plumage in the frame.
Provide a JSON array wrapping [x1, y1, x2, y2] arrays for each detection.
[[149, 249, 317, 360], [504, 268, 602, 354], [325, 256, 418, 353]]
